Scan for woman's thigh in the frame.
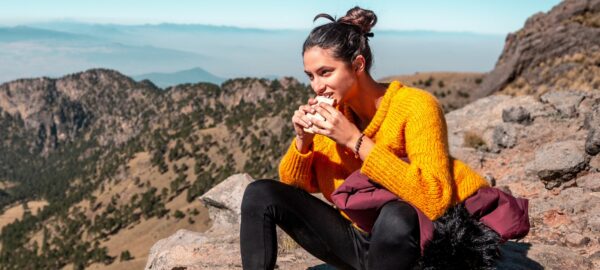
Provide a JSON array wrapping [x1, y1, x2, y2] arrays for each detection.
[[241, 178, 365, 270]]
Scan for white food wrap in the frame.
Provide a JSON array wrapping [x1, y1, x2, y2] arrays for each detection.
[[303, 96, 335, 134]]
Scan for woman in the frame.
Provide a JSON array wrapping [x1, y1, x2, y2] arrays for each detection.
[[240, 6, 490, 270]]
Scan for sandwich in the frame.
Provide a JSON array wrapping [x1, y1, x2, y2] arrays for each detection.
[[303, 95, 336, 134]]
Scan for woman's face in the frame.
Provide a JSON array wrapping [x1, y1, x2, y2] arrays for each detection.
[[303, 46, 360, 104]]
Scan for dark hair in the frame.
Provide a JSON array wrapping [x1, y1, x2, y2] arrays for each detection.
[[302, 6, 377, 73]]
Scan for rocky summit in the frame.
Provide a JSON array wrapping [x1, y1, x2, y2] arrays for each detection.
[[0, 0, 598, 269]]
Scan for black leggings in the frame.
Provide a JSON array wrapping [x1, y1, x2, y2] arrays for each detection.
[[240, 179, 421, 270]]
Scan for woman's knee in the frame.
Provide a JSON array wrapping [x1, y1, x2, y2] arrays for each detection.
[[241, 179, 281, 210], [372, 200, 420, 241]]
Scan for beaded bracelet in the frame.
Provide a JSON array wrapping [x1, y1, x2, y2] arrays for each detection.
[[354, 133, 365, 159]]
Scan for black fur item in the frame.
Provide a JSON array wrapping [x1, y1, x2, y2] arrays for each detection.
[[415, 203, 502, 270]]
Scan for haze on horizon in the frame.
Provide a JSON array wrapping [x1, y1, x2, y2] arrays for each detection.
[[0, 0, 561, 85], [0, 0, 561, 34]]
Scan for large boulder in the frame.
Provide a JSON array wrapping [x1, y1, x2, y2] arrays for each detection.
[[198, 173, 253, 234], [145, 173, 328, 270], [530, 140, 589, 189]]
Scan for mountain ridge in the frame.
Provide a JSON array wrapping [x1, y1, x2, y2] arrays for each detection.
[[133, 67, 226, 88]]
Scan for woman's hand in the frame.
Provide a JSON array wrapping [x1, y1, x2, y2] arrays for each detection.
[[310, 102, 362, 150], [292, 97, 319, 151]]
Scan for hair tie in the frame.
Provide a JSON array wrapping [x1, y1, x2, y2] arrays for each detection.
[[364, 32, 374, 38]]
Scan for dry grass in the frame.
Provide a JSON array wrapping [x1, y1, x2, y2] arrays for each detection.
[[379, 72, 487, 112], [463, 130, 487, 150], [0, 200, 48, 230], [278, 230, 301, 253]]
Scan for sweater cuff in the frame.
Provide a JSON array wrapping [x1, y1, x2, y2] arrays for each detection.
[[291, 136, 314, 157], [279, 136, 315, 185]]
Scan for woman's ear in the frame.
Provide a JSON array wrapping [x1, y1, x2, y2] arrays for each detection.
[[353, 55, 366, 72]]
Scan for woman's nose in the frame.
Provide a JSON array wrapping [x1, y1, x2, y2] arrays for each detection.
[[312, 80, 326, 95]]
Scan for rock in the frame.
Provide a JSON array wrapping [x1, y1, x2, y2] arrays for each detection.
[[585, 128, 600, 156], [587, 214, 600, 233], [484, 173, 497, 187], [502, 106, 532, 125], [145, 174, 329, 269], [444, 94, 544, 153], [589, 155, 600, 172], [589, 251, 600, 268], [539, 90, 587, 118], [497, 241, 593, 270], [566, 232, 590, 247], [582, 101, 600, 131], [577, 173, 600, 191], [492, 123, 518, 150], [532, 140, 589, 189], [145, 229, 210, 270], [496, 242, 594, 270], [199, 173, 254, 233], [558, 187, 600, 215]]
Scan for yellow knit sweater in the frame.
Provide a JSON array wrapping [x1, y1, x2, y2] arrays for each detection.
[[278, 80, 490, 233]]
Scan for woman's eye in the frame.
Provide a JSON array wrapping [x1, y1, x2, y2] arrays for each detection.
[[322, 70, 331, 76]]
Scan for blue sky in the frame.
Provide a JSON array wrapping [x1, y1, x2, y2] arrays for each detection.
[[1, 0, 561, 34]]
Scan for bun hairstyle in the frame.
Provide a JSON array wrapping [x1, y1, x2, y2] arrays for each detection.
[[302, 6, 377, 73]]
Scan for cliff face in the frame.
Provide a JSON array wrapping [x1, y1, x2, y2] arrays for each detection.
[[0, 69, 161, 156], [478, 0, 600, 97]]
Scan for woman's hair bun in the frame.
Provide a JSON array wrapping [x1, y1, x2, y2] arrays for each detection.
[[306, 6, 377, 73], [337, 6, 377, 34]]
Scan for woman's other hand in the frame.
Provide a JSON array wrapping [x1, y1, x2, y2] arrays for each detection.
[[310, 102, 361, 150]]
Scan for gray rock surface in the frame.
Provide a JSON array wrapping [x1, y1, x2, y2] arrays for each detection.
[[576, 172, 600, 191], [198, 173, 253, 234], [502, 106, 533, 125], [492, 123, 518, 151], [540, 90, 587, 118], [531, 140, 589, 188], [586, 128, 600, 156]]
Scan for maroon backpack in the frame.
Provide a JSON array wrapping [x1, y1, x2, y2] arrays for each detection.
[[331, 169, 530, 256]]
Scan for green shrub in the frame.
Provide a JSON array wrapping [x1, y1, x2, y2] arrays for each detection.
[[119, 250, 133, 261], [173, 210, 185, 219]]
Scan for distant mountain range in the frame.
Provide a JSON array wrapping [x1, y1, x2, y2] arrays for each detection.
[[0, 21, 505, 85], [133, 67, 226, 88]]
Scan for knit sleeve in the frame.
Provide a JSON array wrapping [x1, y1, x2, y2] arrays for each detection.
[[359, 94, 453, 221], [278, 136, 320, 193]]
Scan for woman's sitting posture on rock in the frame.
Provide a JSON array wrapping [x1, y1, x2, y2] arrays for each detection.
[[240, 6, 494, 270]]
